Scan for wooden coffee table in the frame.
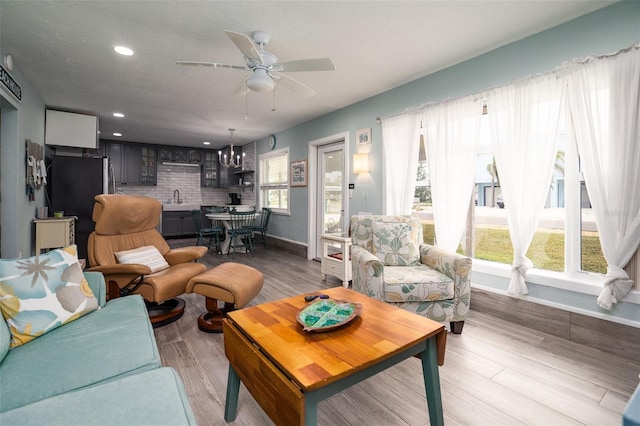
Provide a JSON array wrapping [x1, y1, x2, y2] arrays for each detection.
[[223, 287, 447, 426]]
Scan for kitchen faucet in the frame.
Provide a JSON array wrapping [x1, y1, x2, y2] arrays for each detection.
[[173, 189, 182, 204]]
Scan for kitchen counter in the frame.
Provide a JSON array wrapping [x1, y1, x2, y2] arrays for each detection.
[[162, 204, 201, 211], [162, 204, 255, 212]]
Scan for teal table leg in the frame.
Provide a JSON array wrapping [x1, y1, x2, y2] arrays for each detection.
[[224, 365, 241, 422], [421, 336, 444, 426], [304, 398, 318, 426]]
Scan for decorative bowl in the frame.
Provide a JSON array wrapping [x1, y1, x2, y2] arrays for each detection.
[[297, 298, 362, 332]]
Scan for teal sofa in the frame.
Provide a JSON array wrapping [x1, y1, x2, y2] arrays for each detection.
[[0, 272, 196, 425]]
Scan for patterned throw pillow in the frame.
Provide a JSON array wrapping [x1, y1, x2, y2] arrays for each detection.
[[115, 245, 169, 273], [0, 245, 99, 348], [371, 221, 421, 266], [0, 319, 10, 362]]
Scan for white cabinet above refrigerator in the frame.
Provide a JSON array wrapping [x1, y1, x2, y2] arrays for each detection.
[[45, 109, 99, 149]]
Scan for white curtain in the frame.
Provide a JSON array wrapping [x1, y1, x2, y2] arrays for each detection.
[[381, 113, 420, 215], [566, 45, 640, 310], [423, 98, 481, 253], [486, 74, 564, 295]]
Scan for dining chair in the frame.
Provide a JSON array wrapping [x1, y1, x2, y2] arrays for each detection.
[[227, 209, 256, 258], [191, 209, 225, 254], [252, 207, 272, 248]]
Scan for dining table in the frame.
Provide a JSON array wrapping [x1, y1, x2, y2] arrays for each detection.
[[206, 212, 259, 254]]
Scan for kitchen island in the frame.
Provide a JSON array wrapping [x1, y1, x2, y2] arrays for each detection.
[[161, 204, 200, 238]]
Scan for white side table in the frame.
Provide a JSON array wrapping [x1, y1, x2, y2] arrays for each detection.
[[320, 233, 352, 287], [33, 217, 76, 255]]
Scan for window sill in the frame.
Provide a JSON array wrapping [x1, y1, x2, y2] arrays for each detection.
[[472, 258, 640, 305]]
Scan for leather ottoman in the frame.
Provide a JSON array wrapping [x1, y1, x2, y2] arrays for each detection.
[[186, 262, 263, 332]]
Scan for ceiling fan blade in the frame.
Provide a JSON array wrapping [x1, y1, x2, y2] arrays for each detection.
[[274, 58, 335, 72], [232, 78, 249, 97], [224, 30, 263, 65], [176, 61, 249, 71], [276, 73, 316, 98]]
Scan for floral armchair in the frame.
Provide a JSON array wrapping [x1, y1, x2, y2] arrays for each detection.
[[350, 215, 471, 334]]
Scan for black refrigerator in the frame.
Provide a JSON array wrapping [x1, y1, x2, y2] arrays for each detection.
[[50, 156, 112, 261]]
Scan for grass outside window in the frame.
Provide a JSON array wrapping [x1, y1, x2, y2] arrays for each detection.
[[421, 223, 606, 274]]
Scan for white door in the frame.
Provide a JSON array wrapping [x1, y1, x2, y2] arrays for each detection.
[[315, 142, 346, 258]]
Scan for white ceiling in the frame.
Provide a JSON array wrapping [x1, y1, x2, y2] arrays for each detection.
[[1, 1, 614, 149]]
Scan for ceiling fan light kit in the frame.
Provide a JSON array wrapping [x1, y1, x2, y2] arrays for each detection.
[[246, 69, 274, 92]]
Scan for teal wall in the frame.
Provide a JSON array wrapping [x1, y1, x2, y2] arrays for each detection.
[[261, 1, 640, 245], [0, 51, 47, 258], [257, 2, 640, 323]]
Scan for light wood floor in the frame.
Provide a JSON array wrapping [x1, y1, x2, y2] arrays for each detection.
[[155, 239, 640, 426]]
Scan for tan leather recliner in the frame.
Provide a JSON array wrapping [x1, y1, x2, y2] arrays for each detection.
[[87, 194, 208, 327]]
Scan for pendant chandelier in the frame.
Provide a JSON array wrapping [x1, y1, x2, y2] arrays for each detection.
[[218, 128, 245, 168]]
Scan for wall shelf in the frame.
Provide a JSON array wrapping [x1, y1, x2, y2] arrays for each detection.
[[232, 170, 254, 191]]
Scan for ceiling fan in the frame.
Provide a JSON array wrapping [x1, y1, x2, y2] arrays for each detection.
[[177, 30, 335, 98]]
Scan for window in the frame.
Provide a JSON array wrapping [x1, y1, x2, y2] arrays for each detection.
[[567, 123, 606, 275], [472, 115, 512, 264], [414, 163, 431, 206], [470, 106, 606, 275], [413, 99, 606, 281], [413, 154, 434, 244], [259, 148, 289, 214], [472, 114, 569, 272]]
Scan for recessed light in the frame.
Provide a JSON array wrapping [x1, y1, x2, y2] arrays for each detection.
[[114, 46, 134, 56], [113, 132, 122, 137], [203, 141, 211, 145], [113, 112, 125, 118]]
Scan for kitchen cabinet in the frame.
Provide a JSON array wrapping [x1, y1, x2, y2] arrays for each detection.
[[158, 146, 189, 163], [104, 141, 156, 186], [105, 142, 124, 183], [140, 145, 157, 185], [162, 210, 196, 238], [174, 149, 188, 162], [201, 151, 218, 187], [157, 147, 171, 162], [188, 150, 202, 164], [161, 212, 183, 237]]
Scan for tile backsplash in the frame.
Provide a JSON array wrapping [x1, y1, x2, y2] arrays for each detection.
[[117, 142, 256, 207]]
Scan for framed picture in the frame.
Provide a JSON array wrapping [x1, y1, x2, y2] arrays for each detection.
[[356, 128, 371, 147], [290, 159, 308, 187]]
